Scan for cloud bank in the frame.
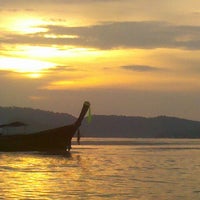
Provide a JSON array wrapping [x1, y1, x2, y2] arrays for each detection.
[[121, 65, 160, 72], [2, 21, 200, 50]]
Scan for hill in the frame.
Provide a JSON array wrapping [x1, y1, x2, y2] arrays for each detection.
[[82, 115, 200, 138], [0, 106, 75, 134], [0, 106, 200, 138]]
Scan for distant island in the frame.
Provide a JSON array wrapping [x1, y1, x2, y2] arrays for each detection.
[[0, 106, 200, 138]]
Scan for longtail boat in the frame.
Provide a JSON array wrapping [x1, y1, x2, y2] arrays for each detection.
[[0, 101, 90, 152]]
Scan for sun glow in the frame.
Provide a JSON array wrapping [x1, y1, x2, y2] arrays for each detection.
[[24, 46, 61, 58], [26, 73, 43, 79], [44, 34, 78, 39], [41, 74, 133, 90], [20, 46, 105, 62], [9, 16, 47, 34], [0, 57, 55, 77]]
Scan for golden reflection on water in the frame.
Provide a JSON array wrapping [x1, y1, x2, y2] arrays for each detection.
[[0, 153, 84, 199], [0, 146, 136, 199], [0, 139, 200, 200]]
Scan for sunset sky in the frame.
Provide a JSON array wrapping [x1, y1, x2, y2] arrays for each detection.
[[1, 0, 200, 120]]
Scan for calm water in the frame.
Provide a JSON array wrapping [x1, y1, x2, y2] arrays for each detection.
[[0, 138, 200, 200]]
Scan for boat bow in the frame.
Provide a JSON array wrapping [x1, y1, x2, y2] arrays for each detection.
[[0, 101, 91, 152], [75, 101, 90, 128]]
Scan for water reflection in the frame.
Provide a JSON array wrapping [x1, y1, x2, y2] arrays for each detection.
[[0, 152, 82, 199], [0, 139, 200, 199]]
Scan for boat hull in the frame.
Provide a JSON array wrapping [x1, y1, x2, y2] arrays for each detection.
[[0, 125, 76, 152], [0, 101, 90, 152]]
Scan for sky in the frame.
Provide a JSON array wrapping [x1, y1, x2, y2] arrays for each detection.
[[1, 0, 200, 120]]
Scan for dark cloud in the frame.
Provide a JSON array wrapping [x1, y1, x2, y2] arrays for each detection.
[[2, 21, 200, 50], [121, 65, 160, 72], [50, 66, 77, 72], [46, 21, 200, 50]]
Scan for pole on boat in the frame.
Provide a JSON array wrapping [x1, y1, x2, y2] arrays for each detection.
[[75, 101, 90, 128], [77, 129, 81, 145], [75, 101, 91, 145]]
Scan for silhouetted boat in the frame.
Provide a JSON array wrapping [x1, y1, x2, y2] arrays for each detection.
[[0, 101, 90, 152]]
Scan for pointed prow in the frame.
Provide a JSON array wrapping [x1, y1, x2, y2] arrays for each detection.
[[75, 101, 90, 128]]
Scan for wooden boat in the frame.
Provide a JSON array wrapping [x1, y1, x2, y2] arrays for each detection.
[[0, 101, 90, 152]]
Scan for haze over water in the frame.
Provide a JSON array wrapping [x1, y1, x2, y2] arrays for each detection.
[[0, 138, 200, 200]]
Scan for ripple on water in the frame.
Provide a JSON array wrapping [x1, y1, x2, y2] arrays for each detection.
[[0, 139, 200, 199]]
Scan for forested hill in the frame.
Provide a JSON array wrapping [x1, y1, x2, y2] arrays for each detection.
[[0, 106, 75, 134], [82, 115, 200, 138], [0, 106, 200, 138]]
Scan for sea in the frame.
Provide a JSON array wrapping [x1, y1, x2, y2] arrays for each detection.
[[0, 138, 200, 200]]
